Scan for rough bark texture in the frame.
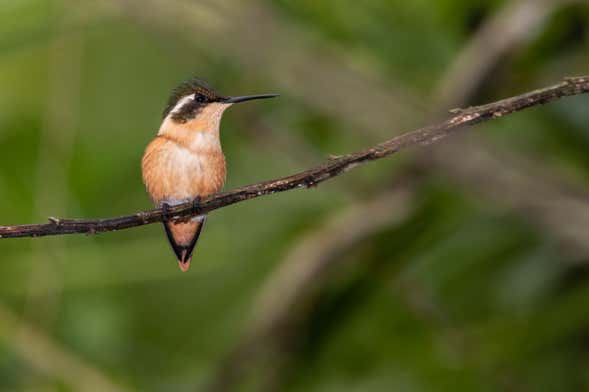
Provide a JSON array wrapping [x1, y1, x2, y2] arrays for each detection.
[[1, 76, 588, 239]]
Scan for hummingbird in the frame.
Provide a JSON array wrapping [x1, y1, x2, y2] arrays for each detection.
[[142, 78, 278, 272]]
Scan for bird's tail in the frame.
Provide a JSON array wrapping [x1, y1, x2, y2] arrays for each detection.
[[162, 215, 206, 272]]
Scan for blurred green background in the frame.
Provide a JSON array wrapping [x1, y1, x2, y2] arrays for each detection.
[[0, 0, 588, 391]]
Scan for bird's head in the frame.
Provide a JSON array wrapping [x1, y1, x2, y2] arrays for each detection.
[[162, 77, 278, 125]]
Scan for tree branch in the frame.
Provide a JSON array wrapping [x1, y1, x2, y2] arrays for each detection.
[[1, 76, 588, 239], [207, 184, 416, 391]]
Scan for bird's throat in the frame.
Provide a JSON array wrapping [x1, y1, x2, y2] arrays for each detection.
[[158, 102, 228, 152]]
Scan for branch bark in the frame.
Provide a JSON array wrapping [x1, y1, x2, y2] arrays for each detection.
[[1, 76, 588, 239], [111, 0, 589, 256], [433, 0, 582, 108], [207, 2, 586, 389], [207, 184, 416, 391]]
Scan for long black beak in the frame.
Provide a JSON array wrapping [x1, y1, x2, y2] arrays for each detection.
[[223, 94, 279, 104]]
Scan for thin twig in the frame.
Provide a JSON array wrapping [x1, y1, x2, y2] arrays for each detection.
[[1, 76, 588, 239], [25, 16, 85, 328], [427, 0, 589, 256], [208, 184, 416, 391], [112, 0, 589, 256], [433, 0, 582, 108], [207, 2, 586, 389]]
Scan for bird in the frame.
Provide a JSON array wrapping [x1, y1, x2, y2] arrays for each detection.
[[142, 78, 278, 272]]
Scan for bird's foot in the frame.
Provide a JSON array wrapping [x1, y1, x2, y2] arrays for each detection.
[[192, 196, 202, 215], [161, 202, 172, 221]]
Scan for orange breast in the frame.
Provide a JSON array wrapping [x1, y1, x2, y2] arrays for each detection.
[[142, 136, 226, 205]]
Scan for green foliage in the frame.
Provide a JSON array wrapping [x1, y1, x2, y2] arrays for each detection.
[[0, 0, 588, 391]]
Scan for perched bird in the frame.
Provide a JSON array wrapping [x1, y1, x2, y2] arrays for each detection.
[[142, 78, 278, 271]]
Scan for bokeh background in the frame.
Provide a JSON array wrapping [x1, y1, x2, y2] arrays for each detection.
[[0, 0, 589, 391]]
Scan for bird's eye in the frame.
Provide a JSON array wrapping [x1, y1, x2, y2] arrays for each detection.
[[195, 94, 207, 103]]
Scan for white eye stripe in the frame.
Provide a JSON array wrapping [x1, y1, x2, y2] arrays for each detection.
[[170, 95, 195, 115]]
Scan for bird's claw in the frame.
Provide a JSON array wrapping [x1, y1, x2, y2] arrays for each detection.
[[192, 196, 202, 214], [161, 202, 172, 221]]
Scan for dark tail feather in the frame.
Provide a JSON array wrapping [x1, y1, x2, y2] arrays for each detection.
[[162, 216, 206, 272]]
